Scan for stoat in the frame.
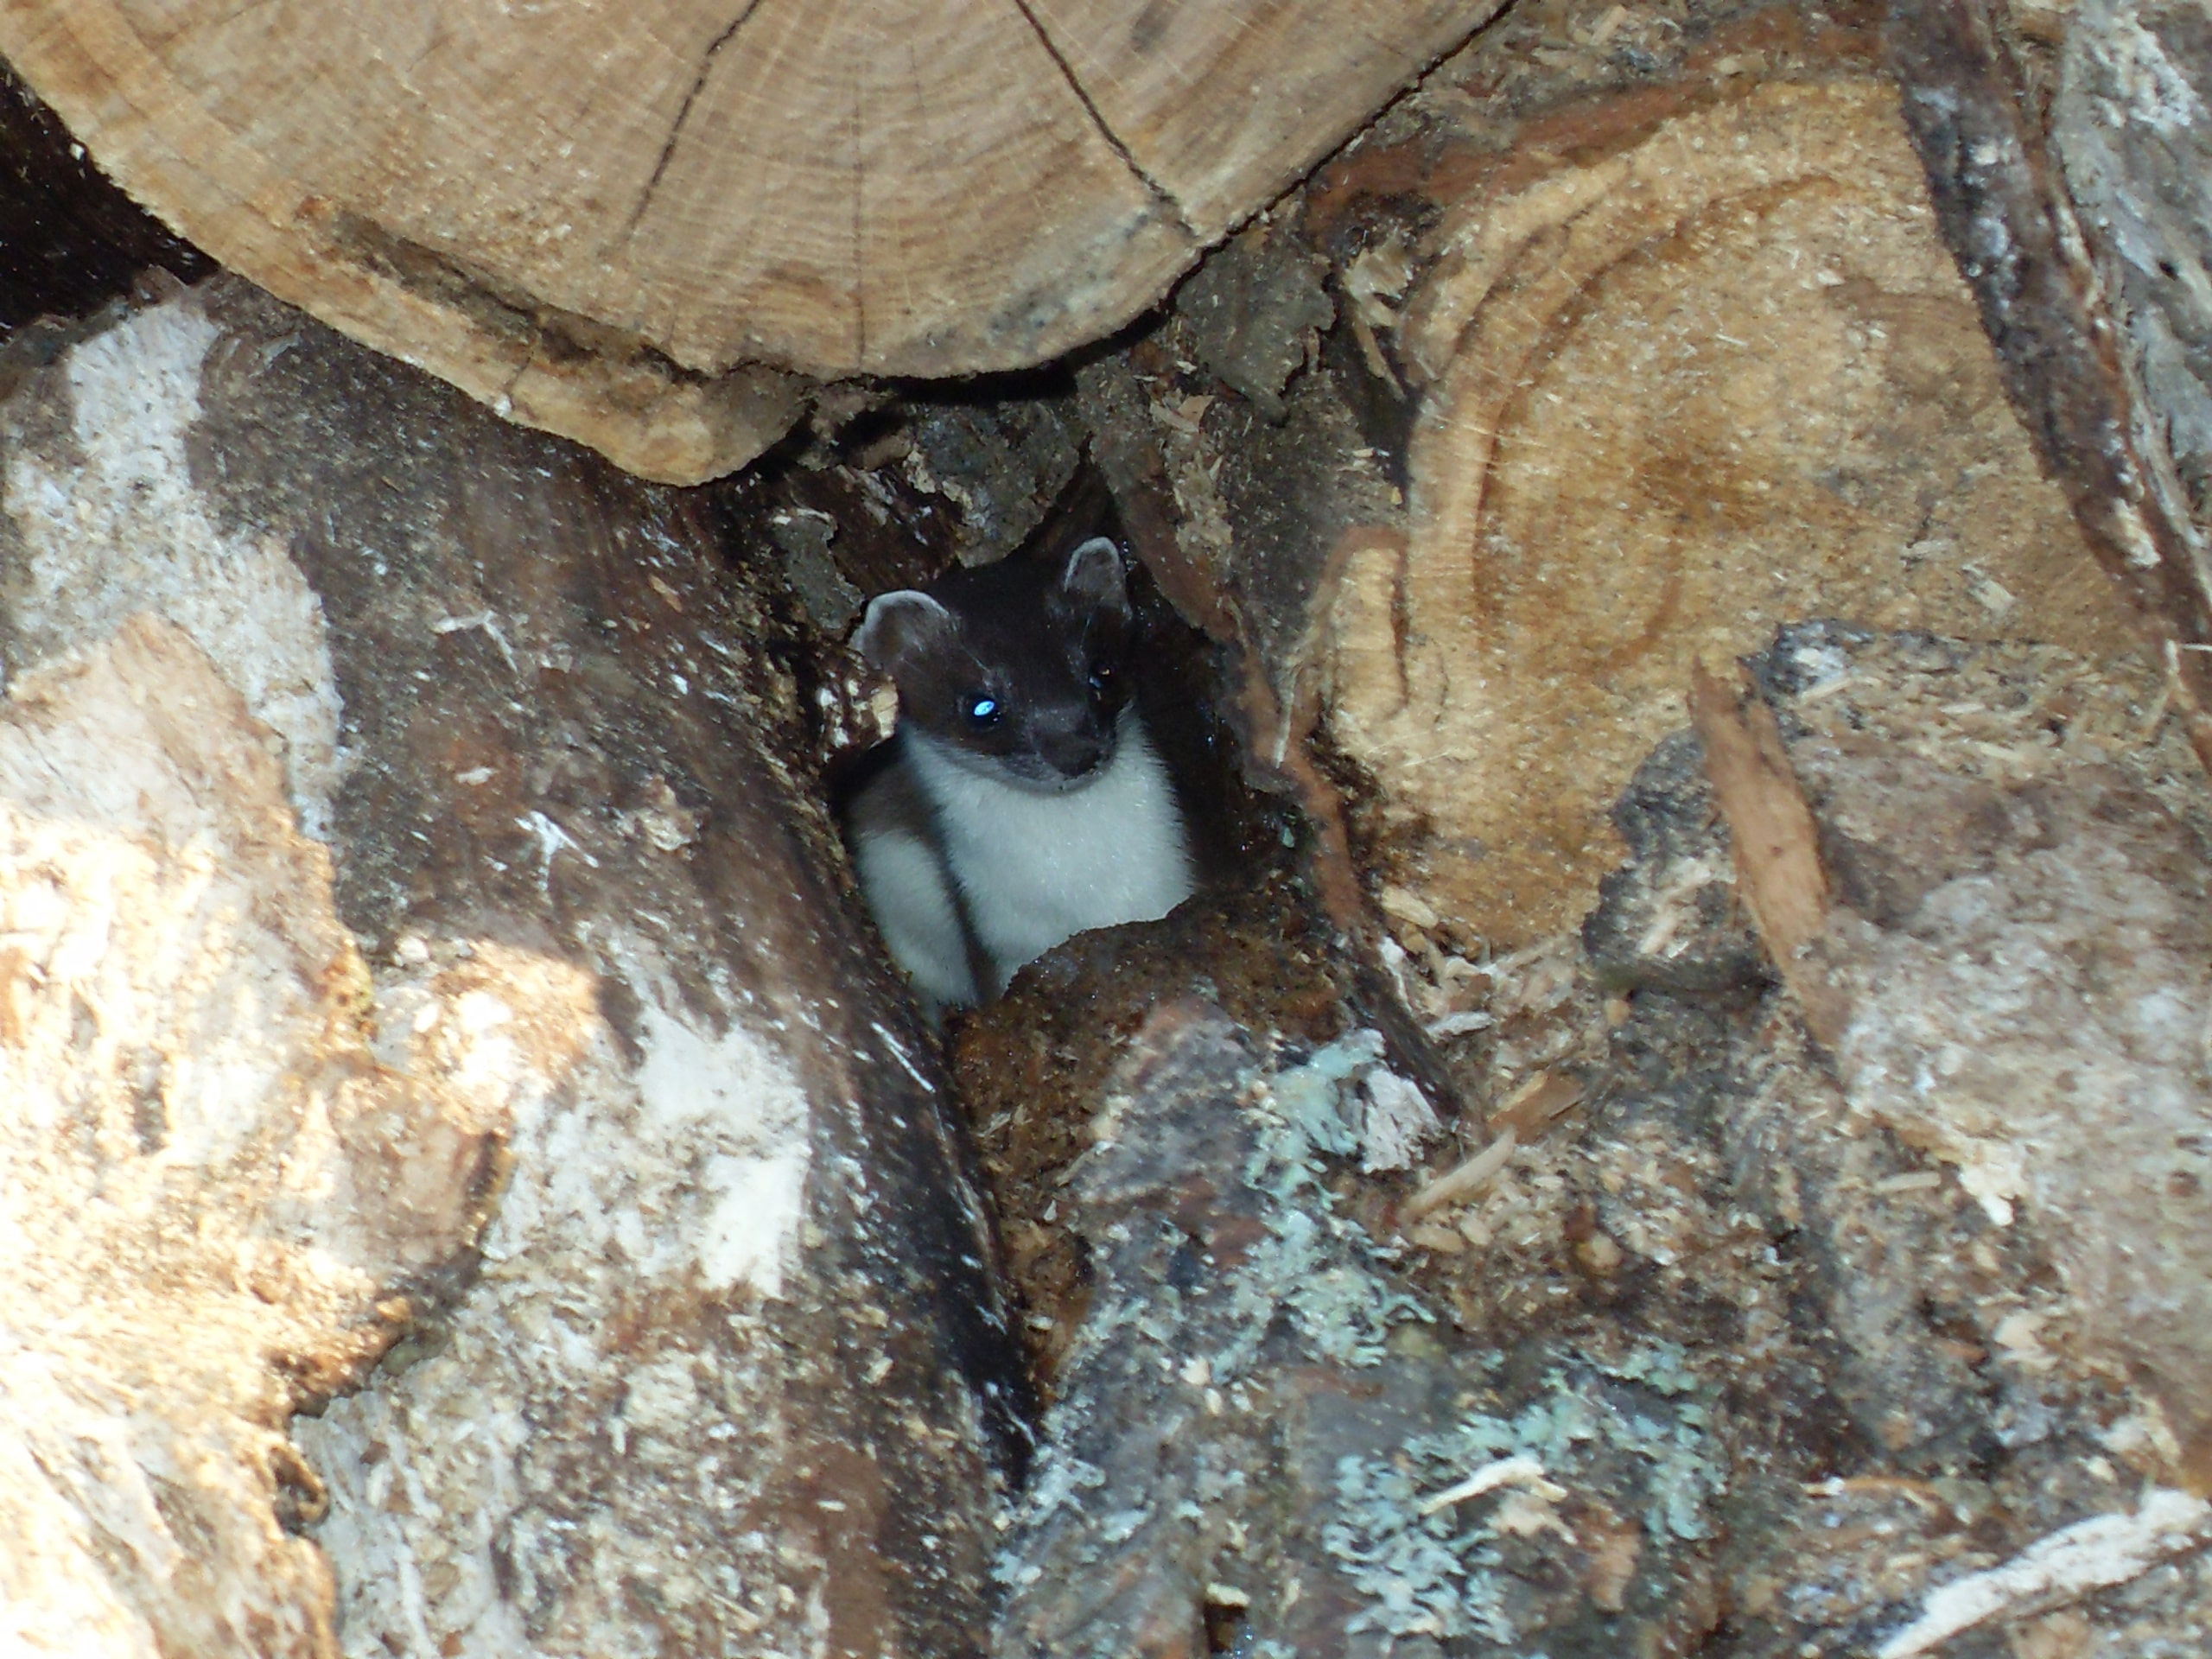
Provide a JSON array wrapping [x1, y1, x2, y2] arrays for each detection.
[[841, 537, 1197, 1020]]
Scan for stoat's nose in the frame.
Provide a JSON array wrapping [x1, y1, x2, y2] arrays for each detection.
[[1036, 727, 1110, 780]]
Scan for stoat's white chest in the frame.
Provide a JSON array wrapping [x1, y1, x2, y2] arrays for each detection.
[[905, 709, 1195, 985]]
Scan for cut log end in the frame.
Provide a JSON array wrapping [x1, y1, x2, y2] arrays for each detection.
[[1320, 63, 2151, 951], [0, 0, 1507, 477]]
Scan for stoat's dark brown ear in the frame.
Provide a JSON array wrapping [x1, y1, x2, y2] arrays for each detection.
[[855, 590, 959, 681], [1059, 537, 1130, 625]]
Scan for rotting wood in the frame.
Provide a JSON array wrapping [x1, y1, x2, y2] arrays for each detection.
[[1533, 618, 2212, 1643], [1074, 352, 1463, 1116], [0, 615, 494, 1657], [1875, 1488, 2212, 1658], [1402, 1127, 1517, 1224], [1885, 0, 2212, 775], [1072, 351, 1370, 917], [1718, 622, 2212, 1483]]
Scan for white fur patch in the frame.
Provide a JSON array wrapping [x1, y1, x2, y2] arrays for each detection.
[[906, 708, 1194, 989], [848, 809, 980, 1016]]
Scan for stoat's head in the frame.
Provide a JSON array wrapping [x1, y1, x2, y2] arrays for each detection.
[[855, 537, 1135, 793]]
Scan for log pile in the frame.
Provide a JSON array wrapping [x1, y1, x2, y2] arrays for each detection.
[[968, 620, 2212, 1656], [2, 0, 2210, 1654]]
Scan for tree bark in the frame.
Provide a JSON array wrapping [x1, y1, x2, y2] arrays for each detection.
[[0, 275, 1024, 1656], [1885, 0, 2212, 767]]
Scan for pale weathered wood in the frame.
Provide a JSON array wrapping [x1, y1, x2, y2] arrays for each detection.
[[0, 617, 493, 1659], [0, 0, 1503, 481]]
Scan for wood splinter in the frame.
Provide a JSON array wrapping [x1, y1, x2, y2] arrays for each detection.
[[1402, 1128, 1516, 1226], [1688, 663, 1848, 1046]]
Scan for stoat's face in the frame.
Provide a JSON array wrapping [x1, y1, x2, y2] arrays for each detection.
[[856, 537, 1135, 794]]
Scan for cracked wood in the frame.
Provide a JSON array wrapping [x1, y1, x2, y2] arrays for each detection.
[[0, 0, 1503, 481]]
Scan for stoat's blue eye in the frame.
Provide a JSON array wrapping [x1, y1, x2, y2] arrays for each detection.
[[964, 693, 1001, 728]]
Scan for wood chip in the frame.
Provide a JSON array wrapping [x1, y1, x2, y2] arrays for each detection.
[[1402, 1128, 1516, 1224], [1414, 1454, 1564, 1516], [1874, 1489, 2212, 1657], [1490, 1070, 1586, 1141]]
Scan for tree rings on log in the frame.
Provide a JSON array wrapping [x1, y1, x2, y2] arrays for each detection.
[[0, 0, 1504, 482], [1322, 72, 2146, 950]]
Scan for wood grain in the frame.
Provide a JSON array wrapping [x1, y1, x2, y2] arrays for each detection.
[[0, 0, 1503, 479]]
